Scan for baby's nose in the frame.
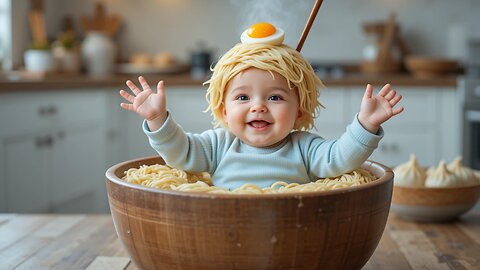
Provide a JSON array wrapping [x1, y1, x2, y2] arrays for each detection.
[[250, 103, 267, 113]]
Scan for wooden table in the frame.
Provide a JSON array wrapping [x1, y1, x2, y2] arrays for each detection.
[[1, 212, 479, 270]]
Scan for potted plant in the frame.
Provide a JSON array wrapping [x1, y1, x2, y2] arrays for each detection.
[[24, 42, 56, 73], [52, 31, 81, 73]]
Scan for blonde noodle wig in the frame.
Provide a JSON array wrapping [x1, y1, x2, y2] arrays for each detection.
[[204, 43, 325, 131]]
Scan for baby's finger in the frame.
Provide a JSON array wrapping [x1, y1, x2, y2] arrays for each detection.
[[389, 94, 402, 106], [385, 89, 396, 101], [138, 76, 152, 92], [156, 80, 165, 94], [378, 84, 391, 97], [126, 80, 141, 95], [363, 84, 373, 100], [120, 103, 134, 111], [119, 90, 135, 103], [392, 106, 404, 116]]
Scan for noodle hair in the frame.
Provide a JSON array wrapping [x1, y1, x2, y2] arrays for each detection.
[[204, 43, 325, 131]]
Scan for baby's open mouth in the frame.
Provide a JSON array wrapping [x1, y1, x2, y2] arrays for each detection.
[[248, 120, 271, 128]]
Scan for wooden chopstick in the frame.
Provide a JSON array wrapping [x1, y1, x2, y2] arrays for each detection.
[[296, 0, 324, 52]]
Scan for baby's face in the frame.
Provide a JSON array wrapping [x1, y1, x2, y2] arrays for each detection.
[[222, 67, 302, 148]]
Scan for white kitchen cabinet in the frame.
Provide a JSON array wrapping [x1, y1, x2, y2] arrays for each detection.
[[314, 87, 353, 139], [4, 133, 50, 213], [348, 86, 460, 168], [165, 86, 213, 133], [0, 90, 109, 213], [368, 129, 438, 167], [50, 126, 107, 212]]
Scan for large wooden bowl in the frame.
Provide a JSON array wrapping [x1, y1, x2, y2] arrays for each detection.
[[106, 156, 394, 270]]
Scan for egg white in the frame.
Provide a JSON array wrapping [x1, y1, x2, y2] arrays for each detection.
[[240, 27, 285, 46]]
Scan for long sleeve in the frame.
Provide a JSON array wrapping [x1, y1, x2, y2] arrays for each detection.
[[141, 113, 384, 190], [303, 114, 384, 179], [142, 113, 230, 174]]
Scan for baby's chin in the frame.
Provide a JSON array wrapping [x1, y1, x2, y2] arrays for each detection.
[[242, 138, 285, 148]]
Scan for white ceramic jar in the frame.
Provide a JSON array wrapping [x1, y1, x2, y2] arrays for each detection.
[[81, 31, 116, 76]]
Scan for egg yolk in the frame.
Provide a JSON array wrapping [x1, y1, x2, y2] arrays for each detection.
[[247, 22, 276, 38]]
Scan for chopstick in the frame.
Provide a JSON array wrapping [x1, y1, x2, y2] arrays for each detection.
[[296, 0, 324, 52]]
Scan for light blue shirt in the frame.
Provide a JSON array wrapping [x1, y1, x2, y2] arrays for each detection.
[[143, 113, 383, 190]]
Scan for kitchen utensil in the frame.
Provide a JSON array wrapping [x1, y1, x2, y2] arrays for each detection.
[[405, 56, 458, 77], [296, 0, 324, 52], [190, 42, 212, 79], [28, 10, 47, 47], [392, 180, 480, 222], [360, 13, 407, 74], [106, 156, 393, 270], [80, 2, 122, 37]]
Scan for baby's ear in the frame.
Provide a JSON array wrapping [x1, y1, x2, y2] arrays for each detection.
[[296, 108, 303, 121], [294, 109, 304, 129], [221, 103, 227, 124]]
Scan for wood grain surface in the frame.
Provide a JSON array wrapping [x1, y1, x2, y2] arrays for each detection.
[[105, 158, 393, 270], [0, 212, 479, 269]]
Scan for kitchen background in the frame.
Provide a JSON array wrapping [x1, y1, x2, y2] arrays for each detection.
[[0, 0, 480, 214], [1, 0, 480, 69]]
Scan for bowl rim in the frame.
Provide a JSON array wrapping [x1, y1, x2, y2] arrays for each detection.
[[393, 181, 480, 191], [404, 56, 458, 63], [106, 156, 393, 199]]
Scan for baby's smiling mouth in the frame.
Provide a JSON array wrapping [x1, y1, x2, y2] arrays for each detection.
[[248, 120, 271, 129]]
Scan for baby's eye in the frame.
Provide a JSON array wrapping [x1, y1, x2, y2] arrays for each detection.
[[268, 95, 283, 101], [235, 95, 249, 101]]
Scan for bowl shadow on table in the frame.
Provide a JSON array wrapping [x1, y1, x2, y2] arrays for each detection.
[[106, 156, 394, 270]]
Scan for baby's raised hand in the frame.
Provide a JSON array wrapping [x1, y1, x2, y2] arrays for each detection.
[[358, 84, 404, 134], [119, 76, 167, 131]]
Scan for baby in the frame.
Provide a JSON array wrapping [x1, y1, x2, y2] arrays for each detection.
[[119, 25, 403, 190]]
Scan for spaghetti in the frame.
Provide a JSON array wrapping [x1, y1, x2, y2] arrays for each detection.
[[122, 164, 376, 194]]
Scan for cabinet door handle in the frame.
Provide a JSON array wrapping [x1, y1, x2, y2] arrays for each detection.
[[38, 106, 57, 116], [38, 107, 47, 116], [35, 137, 44, 148], [48, 106, 57, 115], [44, 135, 54, 147]]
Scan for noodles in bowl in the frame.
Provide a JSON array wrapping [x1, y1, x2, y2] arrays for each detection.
[[121, 163, 377, 194], [106, 156, 393, 270]]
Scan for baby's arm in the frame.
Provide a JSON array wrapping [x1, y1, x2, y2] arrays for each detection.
[[305, 117, 383, 178], [143, 115, 227, 174], [358, 84, 404, 133], [119, 76, 167, 131]]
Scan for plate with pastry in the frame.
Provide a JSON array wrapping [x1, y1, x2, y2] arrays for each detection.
[[117, 52, 188, 75], [392, 154, 480, 222]]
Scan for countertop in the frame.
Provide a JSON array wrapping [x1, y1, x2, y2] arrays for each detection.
[[0, 72, 458, 92], [0, 212, 479, 269]]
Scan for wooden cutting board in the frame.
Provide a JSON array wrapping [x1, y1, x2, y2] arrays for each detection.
[[80, 2, 122, 37]]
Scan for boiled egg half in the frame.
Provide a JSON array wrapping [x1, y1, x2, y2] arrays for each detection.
[[240, 22, 285, 45]]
